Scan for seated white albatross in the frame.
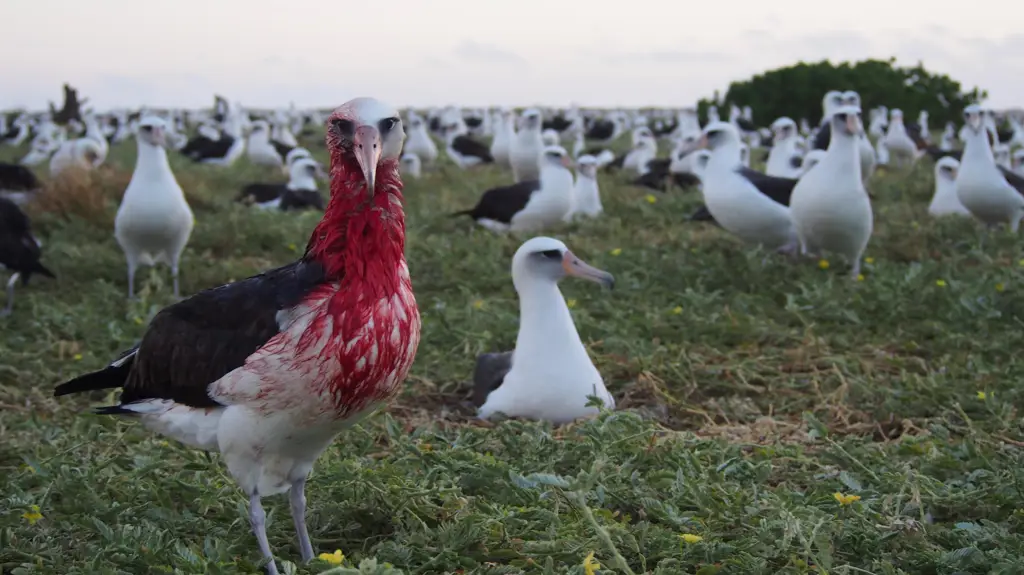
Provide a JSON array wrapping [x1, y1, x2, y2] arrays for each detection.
[[472, 237, 615, 424]]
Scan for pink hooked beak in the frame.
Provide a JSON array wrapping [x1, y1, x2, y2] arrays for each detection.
[[846, 115, 859, 135], [152, 126, 166, 148], [561, 250, 614, 289], [353, 124, 382, 193]]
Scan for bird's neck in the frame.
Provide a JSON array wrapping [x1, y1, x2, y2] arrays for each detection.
[[514, 281, 585, 358], [304, 157, 406, 283], [135, 141, 172, 174]]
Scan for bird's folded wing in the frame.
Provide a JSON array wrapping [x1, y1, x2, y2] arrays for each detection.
[[119, 260, 326, 408]]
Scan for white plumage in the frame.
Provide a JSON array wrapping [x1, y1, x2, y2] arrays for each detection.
[[400, 152, 422, 179], [565, 155, 602, 220], [49, 137, 105, 177], [403, 113, 439, 165], [510, 108, 544, 182], [114, 115, 194, 299], [790, 105, 873, 277], [246, 120, 285, 168], [700, 122, 797, 251], [489, 109, 514, 168], [929, 157, 971, 217], [955, 105, 1024, 231], [882, 109, 917, 168], [478, 237, 615, 424]]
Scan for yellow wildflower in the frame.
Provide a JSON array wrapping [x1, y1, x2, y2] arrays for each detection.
[[318, 549, 344, 565], [21, 464, 35, 474], [834, 492, 861, 505], [567, 298, 577, 309], [287, 243, 297, 252], [864, 257, 874, 264], [610, 248, 622, 256], [1019, 259, 1024, 267], [995, 283, 1005, 292], [679, 533, 704, 543], [935, 279, 947, 287], [672, 306, 683, 314], [645, 194, 657, 204], [977, 391, 989, 400], [818, 259, 829, 270], [472, 299, 484, 309], [22, 505, 43, 525], [582, 551, 600, 575], [856, 274, 865, 282], [133, 316, 143, 325], [73, 354, 83, 361]]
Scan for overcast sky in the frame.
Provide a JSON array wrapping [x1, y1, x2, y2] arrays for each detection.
[[3, 0, 1022, 111]]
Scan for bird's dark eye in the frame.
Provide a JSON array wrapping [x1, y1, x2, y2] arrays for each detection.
[[379, 117, 399, 134], [835, 113, 847, 121], [331, 118, 355, 138], [545, 152, 562, 159], [140, 126, 152, 132], [538, 249, 562, 259]]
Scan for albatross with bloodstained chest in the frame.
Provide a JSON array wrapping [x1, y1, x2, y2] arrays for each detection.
[[54, 97, 421, 575], [472, 237, 615, 424]]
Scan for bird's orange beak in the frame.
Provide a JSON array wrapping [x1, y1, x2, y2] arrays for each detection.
[[561, 250, 614, 289], [353, 124, 382, 194]]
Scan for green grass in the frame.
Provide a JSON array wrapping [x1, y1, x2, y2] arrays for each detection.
[[2, 131, 1023, 575]]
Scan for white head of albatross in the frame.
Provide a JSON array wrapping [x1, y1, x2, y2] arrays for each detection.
[[477, 236, 615, 424], [821, 91, 844, 124]]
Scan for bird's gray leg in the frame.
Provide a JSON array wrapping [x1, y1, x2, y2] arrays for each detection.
[[850, 259, 862, 280], [249, 493, 280, 575], [289, 478, 315, 563], [170, 259, 181, 299], [126, 258, 138, 300], [1, 272, 20, 317]]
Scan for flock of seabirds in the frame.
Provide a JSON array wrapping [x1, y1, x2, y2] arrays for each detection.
[[2, 88, 1024, 573]]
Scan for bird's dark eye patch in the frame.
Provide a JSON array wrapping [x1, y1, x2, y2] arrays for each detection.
[[537, 249, 562, 259], [140, 126, 152, 132], [545, 151, 563, 158], [379, 117, 399, 134], [835, 113, 847, 121], [332, 118, 355, 138]]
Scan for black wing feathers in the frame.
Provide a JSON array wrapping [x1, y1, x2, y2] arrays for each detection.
[[55, 259, 326, 409], [471, 351, 513, 407], [453, 180, 540, 222], [737, 167, 798, 206], [813, 123, 831, 151], [0, 197, 54, 282], [452, 136, 494, 162]]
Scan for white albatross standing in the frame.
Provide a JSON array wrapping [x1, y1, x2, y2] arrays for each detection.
[[881, 109, 917, 168], [114, 116, 194, 299], [790, 105, 873, 278], [929, 157, 970, 217], [955, 104, 1024, 231], [699, 122, 798, 252], [565, 154, 601, 220], [403, 113, 439, 165], [510, 109, 544, 182], [475, 237, 615, 424]]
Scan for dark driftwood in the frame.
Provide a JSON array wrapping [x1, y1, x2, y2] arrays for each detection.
[[49, 83, 87, 125]]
